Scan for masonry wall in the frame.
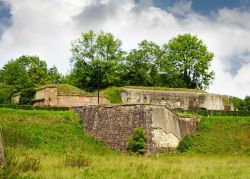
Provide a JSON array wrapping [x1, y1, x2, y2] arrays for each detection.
[[73, 104, 198, 153], [33, 87, 108, 107], [121, 88, 231, 110]]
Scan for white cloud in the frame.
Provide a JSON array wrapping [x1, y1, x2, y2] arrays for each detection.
[[0, 0, 250, 98]]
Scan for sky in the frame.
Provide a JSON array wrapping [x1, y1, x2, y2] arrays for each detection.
[[0, 0, 250, 98]]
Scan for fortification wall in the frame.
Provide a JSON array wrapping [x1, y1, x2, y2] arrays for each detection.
[[57, 95, 108, 107], [121, 88, 230, 110], [33, 87, 108, 107], [73, 104, 198, 153]]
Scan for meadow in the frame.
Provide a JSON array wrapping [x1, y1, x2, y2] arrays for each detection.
[[0, 108, 249, 178]]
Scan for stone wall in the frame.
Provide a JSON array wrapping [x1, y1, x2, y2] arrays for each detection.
[[121, 88, 233, 110], [73, 104, 199, 153], [33, 87, 108, 107]]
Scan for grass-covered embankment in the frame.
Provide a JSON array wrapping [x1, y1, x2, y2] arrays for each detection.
[[178, 116, 250, 155], [0, 108, 249, 178]]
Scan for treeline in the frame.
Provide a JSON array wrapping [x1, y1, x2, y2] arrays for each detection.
[[0, 31, 215, 104], [66, 31, 215, 91]]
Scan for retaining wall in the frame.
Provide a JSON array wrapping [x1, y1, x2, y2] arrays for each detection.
[[73, 104, 199, 153]]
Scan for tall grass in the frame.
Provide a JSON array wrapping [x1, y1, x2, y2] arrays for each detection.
[[0, 108, 249, 178]]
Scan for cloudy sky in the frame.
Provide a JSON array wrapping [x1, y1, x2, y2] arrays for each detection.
[[0, 0, 250, 98]]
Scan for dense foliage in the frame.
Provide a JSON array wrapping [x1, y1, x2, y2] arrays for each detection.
[[127, 128, 147, 155], [0, 83, 16, 104], [0, 55, 62, 91], [230, 96, 250, 111], [68, 31, 215, 91], [19, 88, 36, 105]]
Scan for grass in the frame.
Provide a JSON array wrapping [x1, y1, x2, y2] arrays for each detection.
[[100, 87, 122, 104], [0, 108, 249, 178], [37, 84, 96, 96], [178, 116, 250, 155], [123, 86, 207, 93]]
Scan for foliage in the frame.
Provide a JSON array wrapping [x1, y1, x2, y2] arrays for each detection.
[[177, 136, 193, 152], [161, 34, 215, 90], [127, 128, 147, 155], [0, 55, 62, 91], [122, 40, 162, 86], [19, 87, 36, 105], [70, 31, 125, 91], [0, 83, 16, 104]]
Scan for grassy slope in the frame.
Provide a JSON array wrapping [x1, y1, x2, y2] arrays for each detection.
[[123, 86, 207, 93], [0, 108, 249, 178], [178, 116, 250, 155]]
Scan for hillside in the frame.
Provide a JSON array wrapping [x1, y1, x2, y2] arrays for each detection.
[[0, 108, 249, 178]]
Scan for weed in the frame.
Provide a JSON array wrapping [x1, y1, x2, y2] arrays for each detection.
[[64, 153, 92, 168]]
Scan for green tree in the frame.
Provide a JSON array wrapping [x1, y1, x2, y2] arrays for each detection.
[[0, 55, 61, 91], [0, 83, 16, 104], [161, 34, 215, 89], [70, 31, 125, 91], [123, 40, 162, 86], [47, 66, 62, 84]]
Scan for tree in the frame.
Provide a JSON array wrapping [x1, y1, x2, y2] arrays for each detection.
[[47, 66, 62, 84], [70, 31, 125, 91], [0, 55, 61, 91], [0, 83, 16, 104], [161, 34, 215, 89], [123, 40, 162, 86]]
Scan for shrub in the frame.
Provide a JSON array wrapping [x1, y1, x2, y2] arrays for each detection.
[[19, 153, 41, 172], [177, 136, 193, 153], [19, 87, 36, 105], [127, 128, 146, 155], [64, 153, 92, 168]]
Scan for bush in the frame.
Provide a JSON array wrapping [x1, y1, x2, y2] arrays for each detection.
[[177, 136, 193, 153], [64, 153, 92, 168], [0, 83, 16, 104], [20, 153, 41, 172], [127, 128, 146, 155], [19, 87, 36, 105]]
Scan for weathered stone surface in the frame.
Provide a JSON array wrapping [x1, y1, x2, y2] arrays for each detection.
[[73, 104, 199, 154], [12, 86, 109, 107], [121, 88, 233, 110], [152, 129, 179, 148]]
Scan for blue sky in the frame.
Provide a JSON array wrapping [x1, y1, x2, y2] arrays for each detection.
[[0, 0, 250, 98]]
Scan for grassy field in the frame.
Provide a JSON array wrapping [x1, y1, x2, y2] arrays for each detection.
[[0, 108, 249, 178]]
